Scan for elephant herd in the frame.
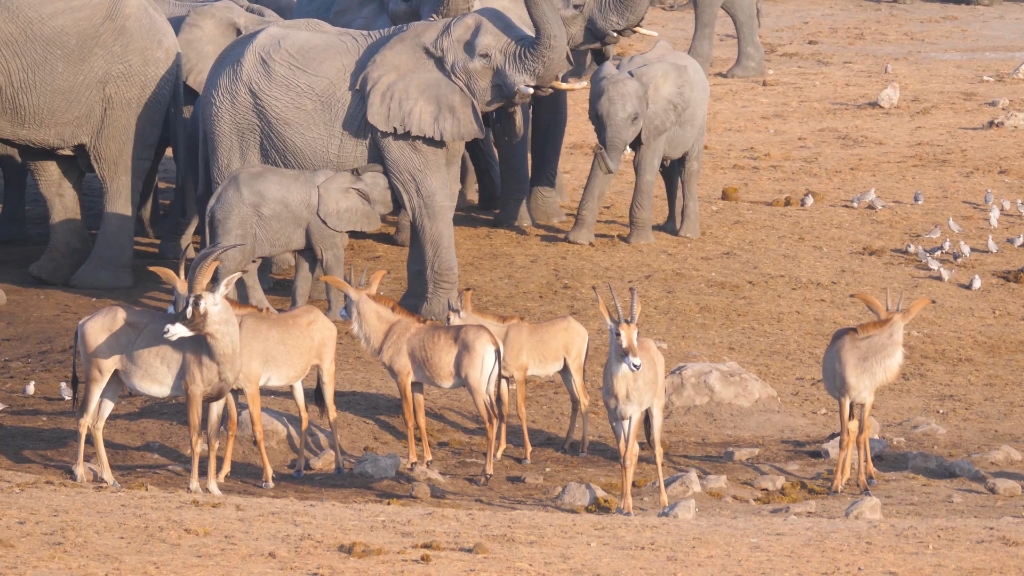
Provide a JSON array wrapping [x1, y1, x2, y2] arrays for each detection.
[[0, 0, 765, 319]]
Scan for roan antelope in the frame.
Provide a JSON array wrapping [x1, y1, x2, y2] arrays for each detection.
[[71, 244, 244, 494], [151, 257, 345, 488], [446, 288, 590, 463], [322, 270, 504, 485], [822, 290, 934, 494], [594, 285, 668, 516]]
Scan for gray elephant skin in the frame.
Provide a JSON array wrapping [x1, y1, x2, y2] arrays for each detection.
[[566, 41, 708, 245], [688, 0, 765, 78], [0, 0, 180, 288], [206, 164, 392, 318], [0, 143, 28, 243], [200, 0, 569, 319]]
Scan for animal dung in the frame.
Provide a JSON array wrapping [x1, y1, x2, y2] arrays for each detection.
[[770, 196, 797, 207], [721, 187, 741, 202], [877, 82, 900, 109], [762, 78, 775, 87]]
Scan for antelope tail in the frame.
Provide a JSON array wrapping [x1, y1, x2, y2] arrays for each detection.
[[313, 371, 327, 419], [71, 326, 80, 410], [491, 345, 504, 425], [643, 410, 653, 450]]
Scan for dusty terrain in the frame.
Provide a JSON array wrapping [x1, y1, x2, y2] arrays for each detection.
[[3, 0, 1024, 572]]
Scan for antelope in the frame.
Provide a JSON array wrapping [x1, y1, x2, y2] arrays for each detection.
[[70, 244, 244, 495], [594, 285, 668, 516], [822, 290, 934, 494], [151, 258, 345, 489], [322, 271, 504, 485], [446, 288, 590, 463]]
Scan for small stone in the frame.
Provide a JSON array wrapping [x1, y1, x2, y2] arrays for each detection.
[[992, 98, 1011, 108], [987, 478, 1022, 497], [821, 437, 888, 460], [309, 449, 335, 471], [877, 82, 900, 109], [353, 452, 401, 479], [410, 482, 432, 499], [556, 482, 608, 508], [762, 78, 775, 87], [518, 473, 544, 485], [1000, 445, 1022, 462], [911, 423, 946, 435], [663, 470, 701, 495], [658, 499, 696, 520], [816, 408, 828, 415], [752, 475, 786, 491], [988, 111, 1024, 129], [470, 542, 489, 555], [945, 459, 981, 480], [782, 195, 796, 207], [983, 76, 995, 82], [785, 501, 816, 515], [410, 464, 446, 484], [890, 437, 906, 447], [724, 447, 759, 462], [701, 475, 728, 491], [949, 493, 964, 504], [846, 496, 883, 520]]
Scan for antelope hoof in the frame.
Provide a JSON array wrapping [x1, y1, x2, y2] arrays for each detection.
[[867, 478, 877, 486], [862, 489, 873, 496], [521, 458, 531, 465], [477, 474, 492, 487], [208, 485, 223, 497], [109, 480, 122, 491], [292, 469, 304, 479], [578, 450, 588, 457], [408, 461, 417, 470], [334, 466, 345, 475], [188, 483, 203, 494], [425, 460, 434, 469], [261, 481, 275, 490], [617, 509, 634, 517]]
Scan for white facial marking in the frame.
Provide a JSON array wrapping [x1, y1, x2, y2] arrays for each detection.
[[163, 323, 196, 341]]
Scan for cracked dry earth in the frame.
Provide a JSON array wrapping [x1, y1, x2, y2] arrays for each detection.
[[3, 0, 1024, 572]]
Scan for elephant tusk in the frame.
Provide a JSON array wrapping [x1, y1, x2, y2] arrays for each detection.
[[517, 85, 535, 96], [608, 31, 618, 38], [549, 80, 589, 91], [631, 26, 658, 37]]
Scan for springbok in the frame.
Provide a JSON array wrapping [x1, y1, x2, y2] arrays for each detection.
[[322, 270, 504, 485], [446, 288, 590, 463], [71, 244, 244, 495], [151, 258, 345, 489], [823, 290, 933, 494], [594, 285, 668, 516]]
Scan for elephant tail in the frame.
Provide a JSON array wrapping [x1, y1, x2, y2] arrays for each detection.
[[756, 0, 762, 28]]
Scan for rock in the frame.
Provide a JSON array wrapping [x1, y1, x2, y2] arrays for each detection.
[[666, 362, 778, 408], [907, 452, 949, 477], [890, 437, 906, 448], [556, 482, 608, 508], [846, 496, 883, 520], [517, 473, 544, 485], [877, 82, 900, 109], [752, 475, 786, 491], [308, 449, 335, 471], [987, 111, 1024, 129], [410, 482, 432, 499], [1011, 62, 1024, 79], [658, 499, 696, 520], [410, 464, 446, 484], [986, 478, 1022, 497], [1000, 445, 1023, 462], [785, 501, 816, 515], [992, 98, 1011, 109], [911, 422, 947, 436], [972, 445, 1022, 467], [701, 475, 728, 491], [944, 459, 982, 480], [353, 452, 400, 479], [724, 447, 759, 462], [821, 436, 888, 460], [236, 408, 335, 455], [543, 485, 562, 499], [0, 289, 6, 306], [662, 470, 702, 495]]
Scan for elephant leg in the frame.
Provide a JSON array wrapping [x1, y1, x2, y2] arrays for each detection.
[[393, 208, 411, 248], [135, 142, 168, 239], [319, 234, 347, 319], [291, 249, 317, 309], [377, 132, 461, 320], [678, 133, 704, 238], [624, 142, 665, 245], [0, 151, 29, 243], [660, 159, 682, 235], [494, 104, 533, 228], [565, 154, 614, 246], [465, 132, 500, 211], [160, 98, 200, 259], [722, 0, 767, 78], [527, 91, 567, 225], [555, 171, 569, 204], [26, 158, 91, 286], [688, 0, 727, 74], [240, 261, 275, 311], [458, 150, 477, 209]]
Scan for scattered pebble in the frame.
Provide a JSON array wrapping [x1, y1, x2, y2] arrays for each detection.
[[517, 473, 544, 485], [724, 447, 759, 462], [658, 499, 696, 520], [877, 82, 900, 109], [846, 496, 883, 520], [1011, 62, 1024, 79], [785, 501, 816, 515], [752, 475, 786, 491], [991, 98, 1010, 108], [986, 478, 1022, 497], [470, 542, 489, 555], [911, 422, 947, 436], [983, 76, 995, 82]]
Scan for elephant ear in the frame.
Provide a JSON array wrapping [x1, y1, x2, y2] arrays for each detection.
[[358, 19, 485, 142], [317, 172, 385, 233], [178, 2, 275, 94], [628, 59, 692, 144]]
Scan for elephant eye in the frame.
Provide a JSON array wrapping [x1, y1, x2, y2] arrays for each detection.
[[571, 1, 585, 11], [478, 49, 492, 61], [631, 113, 640, 123]]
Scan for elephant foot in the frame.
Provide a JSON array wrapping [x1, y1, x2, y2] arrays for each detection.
[[477, 194, 500, 212], [725, 58, 767, 79], [0, 221, 28, 243], [622, 229, 655, 245], [29, 229, 93, 286], [69, 256, 134, 289], [565, 225, 596, 246], [528, 187, 567, 225], [658, 219, 681, 236], [326, 306, 345, 321], [309, 281, 326, 301], [676, 220, 701, 239], [418, 297, 450, 323]]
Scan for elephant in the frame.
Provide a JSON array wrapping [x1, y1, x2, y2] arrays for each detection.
[[687, 0, 765, 78], [0, 143, 28, 243], [566, 41, 709, 245], [206, 164, 393, 317], [0, 0, 180, 288], [293, 0, 470, 28], [200, 0, 570, 319]]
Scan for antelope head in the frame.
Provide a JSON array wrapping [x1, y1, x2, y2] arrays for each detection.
[[445, 288, 474, 326], [321, 267, 387, 322], [851, 288, 934, 327], [594, 284, 643, 372], [148, 251, 190, 314], [163, 244, 245, 341]]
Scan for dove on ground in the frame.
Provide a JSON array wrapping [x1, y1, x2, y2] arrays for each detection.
[[953, 251, 965, 264], [917, 247, 930, 262], [926, 256, 941, 270], [884, 63, 892, 74], [988, 235, 999, 253], [914, 190, 924, 205], [923, 225, 942, 238], [939, 267, 953, 282], [23, 380, 35, 396], [990, 213, 1000, 229], [869, 197, 885, 211], [801, 193, 814, 208], [927, 245, 944, 255], [969, 274, 981, 290], [959, 240, 971, 257], [1011, 234, 1024, 248], [985, 189, 994, 205], [941, 238, 951, 253], [905, 243, 916, 255], [948, 217, 963, 234], [59, 381, 72, 401], [1001, 199, 1011, 212], [991, 204, 1001, 217], [1017, 199, 1024, 216]]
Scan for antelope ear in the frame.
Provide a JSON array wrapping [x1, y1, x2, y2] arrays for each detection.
[[851, 293, 887, 320], [321, 275, 354, 295], [593, 287, 614, 330], [212, 271, 244, 301], [459, 288, 473, 312], [367, 270, 388, 295], [900, 297, 934, 324]]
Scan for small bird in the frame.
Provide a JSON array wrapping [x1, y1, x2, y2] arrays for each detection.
[[884, 63, 892, 74], [939, 267, 953, 282], [23, 380, 35, 396], [988, 234, 999, 253], [869, 197, 886, 211], [985, 189, 994, 205], [1001, 199, 1011, 212], [953, 251, 966, 264], [801, 193, 814, 208], [905, 242, 916, 255], [926, 256, 941, 270], [914, 190, 924, 205], [1017, 199, 1024, 216], [1011, 234, 1024, 248], [923, 225, 942, 238], [948, 217, 963, 234], [990, 213, 1000, 229], [59, 381, 72, 401], [941, 238, 951, 253], [969, 274, 982, 290], [959, 240, 971, 257], [927, 244, 944, 255], [917, 247, 930, 262]]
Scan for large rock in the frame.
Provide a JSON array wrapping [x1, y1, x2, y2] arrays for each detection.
[[821, 436, 888, 460], [556, 482, 608, 508], [724, 447, 759, 462], [658, 499, 696, 520], [665, 363, 778, 408], [701, 475, 728, 491], [846, 496, 883, 520], [986, 478, 1022, 497], [353, 452, 400, 479], [410, 464, 446, 484], [988, 111, 1024, 129], [660, 470, 702, 498], [236, 408, 335, 456], [972, 445, 1023, 467], [877, 83, 899, 109]]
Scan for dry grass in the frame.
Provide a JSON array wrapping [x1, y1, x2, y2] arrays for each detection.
[[586, 495, 618, 514], [754, 481, 830, 505], [340, 541, 387, 558], [416, 540, 444, 551]]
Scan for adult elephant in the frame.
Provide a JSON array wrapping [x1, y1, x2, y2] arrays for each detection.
[[687, 0, 764, 78], [201, 0, 570, 319], [0, 0, 180, 288]]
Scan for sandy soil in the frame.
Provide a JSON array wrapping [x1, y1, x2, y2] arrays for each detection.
[[3, 0, 1024, 571]]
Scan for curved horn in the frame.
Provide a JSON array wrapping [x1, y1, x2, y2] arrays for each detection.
[[629, 286, 638, 324], [359, 266, 368, 288], [608, 283, 624, 323], [177, 251, 188, 281], [187, 243, 242, 294], [549, 80, 589, 91], [631, 26, 658, 37], [897, 290, 905, 312], [885, 288, 891, 312]]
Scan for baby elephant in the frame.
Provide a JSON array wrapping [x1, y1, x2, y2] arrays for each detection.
[[206, 163, 393, 318], [566, 41, 710, 246]]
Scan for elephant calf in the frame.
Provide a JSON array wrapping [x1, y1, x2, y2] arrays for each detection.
[[206, 164, 393, 318], [566, 41, 709, 245]]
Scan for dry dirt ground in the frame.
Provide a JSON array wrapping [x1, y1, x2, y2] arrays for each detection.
[[3, 0, 1024, 572]]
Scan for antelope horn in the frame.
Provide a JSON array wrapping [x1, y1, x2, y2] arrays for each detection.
[[177, 250, 188, 281], [629, 285, 638, 324], [885, 288, 891, 312], [347, 265, 354, 285], [631, 26, 658, 37], [187, 243, 242, 294], [359, 266, 368, 288], [897, 290, 904, 312], [608, 283, 624, 323], [549, 80, 588, 91]]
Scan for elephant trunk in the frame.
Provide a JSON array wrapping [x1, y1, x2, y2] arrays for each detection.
[[522, 0, 569, 89]]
